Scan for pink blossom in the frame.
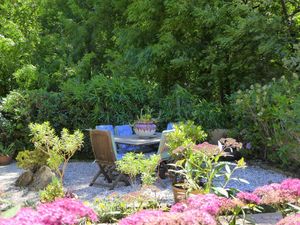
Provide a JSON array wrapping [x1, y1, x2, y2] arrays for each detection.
[[171, 194, 236, 216], [276, 213, 300, 225], [119, 209, 217, 225], [280, 179, 300, 196], [254, 179, 300, 205], [0, 198, 97, 225], [119, 210, 164, 225], [237, 192, 261, 204]]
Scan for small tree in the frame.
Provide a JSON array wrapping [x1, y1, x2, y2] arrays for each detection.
[[16, 122, 84, 182]]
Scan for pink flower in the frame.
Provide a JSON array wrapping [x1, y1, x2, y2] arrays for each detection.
[[276, 213, 300, 225], [254, 179, 300, 205], [119, 210, 164, 225], [280, 179, 300, 196], [0, 198, 97, 225], [171, 194, 236, 216], [237, 192, 261, 204], [119, 209, 217, 225]]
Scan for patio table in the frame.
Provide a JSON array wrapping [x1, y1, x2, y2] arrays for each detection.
[[114, 133, 162, 146]]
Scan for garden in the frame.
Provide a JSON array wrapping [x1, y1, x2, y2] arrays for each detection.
[[0, 0, 300, 224]]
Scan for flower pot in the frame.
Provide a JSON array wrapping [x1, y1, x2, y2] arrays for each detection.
[[0, 155, 12, 165], [172, 185, 203, 203], [172, 185, 204, 203], [134, 122, 156, 137]]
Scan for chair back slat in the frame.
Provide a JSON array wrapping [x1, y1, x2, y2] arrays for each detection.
[[166, 122, 174, 130], [95, 125, 114, 136], [90, 130, 116, 165], [115, 125, 133, 136], [157, 129, 174, 160]]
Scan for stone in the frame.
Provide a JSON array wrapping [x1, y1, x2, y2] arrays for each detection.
[[30, 166, 55, 191], [15, 170, 33, 187], [209, 129, 229, 144]]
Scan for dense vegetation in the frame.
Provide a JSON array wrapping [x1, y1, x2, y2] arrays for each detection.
[[0, 0, 299, 166]]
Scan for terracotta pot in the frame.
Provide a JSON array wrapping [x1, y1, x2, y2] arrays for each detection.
[[0, 155, 12, 165], [172, 185, 203, 203]]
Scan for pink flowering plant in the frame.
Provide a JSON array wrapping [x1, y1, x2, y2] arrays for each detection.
[[253, 178, 300, 216], [0, 198, 97, 225]]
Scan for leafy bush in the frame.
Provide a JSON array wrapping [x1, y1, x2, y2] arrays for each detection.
[[16, 122, 84, 180], [0, 78, 230, 159], [116, 152, 160, 186], [166, 120, 207, 154], [39, 177, 64, 203], [230, 75, 300, 167], [92, 191, 162, 223]]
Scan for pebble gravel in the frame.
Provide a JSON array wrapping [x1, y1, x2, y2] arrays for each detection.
[[0, 161, 288, 206]]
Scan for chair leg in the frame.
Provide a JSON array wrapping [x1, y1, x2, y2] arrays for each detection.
[[109, 174, 130, 190], [99, 164, 112, 183], [90, 170, 101, 186], [109, 174, 122, 190]]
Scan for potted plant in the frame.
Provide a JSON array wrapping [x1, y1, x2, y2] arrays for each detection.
[[133, 109, 157, 137], [170, 143, 246, 202], [0, 143, 14, 165], [170, 143, 222, 202]]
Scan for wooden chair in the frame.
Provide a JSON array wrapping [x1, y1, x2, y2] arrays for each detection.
[[89, 130, 129, 189], [157, 129, 174, 179]]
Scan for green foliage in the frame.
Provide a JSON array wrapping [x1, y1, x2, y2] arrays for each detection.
[[0, 0, 299, 164], [0, 143, 14, 156], [92, 191, 163, 223], [230, 75, 300, 167], [16, 122, 84, 180], [39, 177, 65, 203], [166, 121, 207, 153], [13, 65, 39, 90], [116, 152, 160, 186], [171, 145, 247, 195]]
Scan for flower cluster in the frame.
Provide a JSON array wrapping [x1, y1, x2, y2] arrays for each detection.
[[172, 194, 236, 215], [119, 209, 217, 225], [237, 192, 261, 204], [0, 198, 97, 225], [253, 179, 300, 205], [119, 194, 237, 225], [276, 213, 300, 225], [194, 142, 221, 156]]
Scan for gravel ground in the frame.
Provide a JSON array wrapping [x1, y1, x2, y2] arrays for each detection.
[[0, 161, 288, 206]]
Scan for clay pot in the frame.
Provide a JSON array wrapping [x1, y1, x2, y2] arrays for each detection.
[[0, 155, 12, 165], [172, 185, 203, 203]]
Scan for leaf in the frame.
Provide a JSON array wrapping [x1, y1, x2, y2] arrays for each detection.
[[225, 164, 231, 174], [0, 205, 21, 218], [238, 178, 249, 184], [212, 187, 229, 198]]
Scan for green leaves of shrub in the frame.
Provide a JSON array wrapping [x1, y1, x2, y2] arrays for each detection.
[[39, 177, 64, 203], [116, 152, 160, 186], [16, 122, 84, 181], [166, 120, 207, 153]]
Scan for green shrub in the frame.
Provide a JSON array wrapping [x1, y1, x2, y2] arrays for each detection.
[[116, 152, 160, 186], [0, 79, 229, 160], [166, 120, 208, 154], [92, 191, 163, 223], [39, 177, 64, 202], [16, 122, 84, 180], [230, 75, 300, 167]]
